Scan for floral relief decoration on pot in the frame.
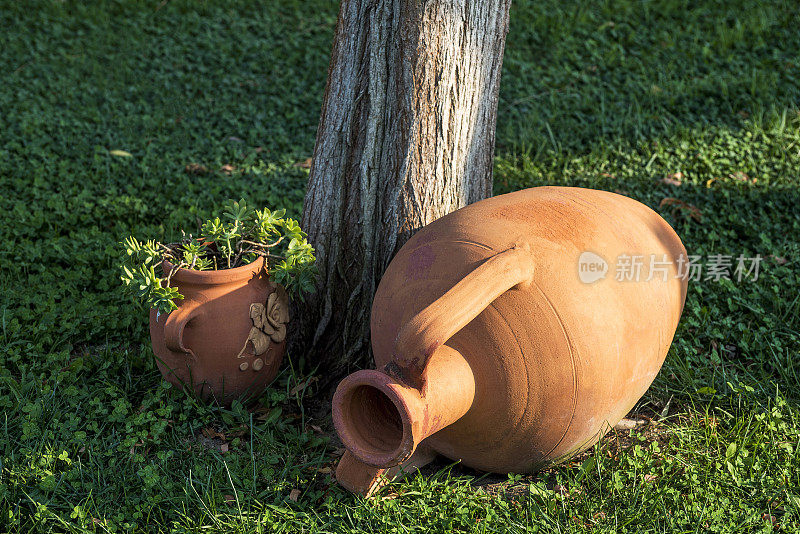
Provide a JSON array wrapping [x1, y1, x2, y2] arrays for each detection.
[[236, 286, 290, 367]]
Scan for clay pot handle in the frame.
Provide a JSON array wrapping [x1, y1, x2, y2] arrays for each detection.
[[164, 297, 205, 357], [390, 243, 534, 384]]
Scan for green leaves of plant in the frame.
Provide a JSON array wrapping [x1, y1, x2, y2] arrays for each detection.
[[181, 242, 211, 271], [120, 239, 184, 315], [119, 200, 317, 313], [222, 198, 253, 228], [272, 236, 317, 300]]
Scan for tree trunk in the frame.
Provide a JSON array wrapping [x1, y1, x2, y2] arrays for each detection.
[[296, 0, 512, 383]]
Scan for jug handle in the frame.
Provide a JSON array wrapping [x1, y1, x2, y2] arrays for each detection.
[[390, 243, 534, 385], [164, 296, 206, 358]]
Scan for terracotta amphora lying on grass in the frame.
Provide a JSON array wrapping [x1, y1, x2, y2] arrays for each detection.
[[149, 256, 289, 406], [332, 186, 688, 495]]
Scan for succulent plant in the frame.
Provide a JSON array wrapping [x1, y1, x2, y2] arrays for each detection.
[[120, 199, 316, 314]]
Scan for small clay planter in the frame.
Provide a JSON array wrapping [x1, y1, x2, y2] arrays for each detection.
[[149, 256, 288, 405]]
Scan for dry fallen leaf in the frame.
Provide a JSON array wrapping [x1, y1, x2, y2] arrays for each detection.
[[289, 489, 301, 502], [310, 424, 324, 434], [224, 494, 237, 505], [220, 164, 236, 174], [770, 255, 787, 265], [662, 172, 683, 186], [185, 163, 209, 175], [289, 376, 318, 397], [659, 197, 702, 222], [220, 443, 229, 453], [201, 427, 226, 440], [226, 425, 248, 439], [614, 418, 646, 430], [293, 157, 312, 169], [729, 172, 756, 184], [701, 416, 720, 428], [643, 474, 657, 483]]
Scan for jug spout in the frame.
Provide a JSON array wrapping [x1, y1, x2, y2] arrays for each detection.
[[332, 345, 475, 468]]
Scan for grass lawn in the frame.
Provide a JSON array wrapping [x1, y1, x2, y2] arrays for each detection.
[[1, 0, 799, 531]]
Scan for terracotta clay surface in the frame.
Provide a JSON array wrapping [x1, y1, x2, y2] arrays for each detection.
[[333, 186, 688, 493], [149, 256, 287, 405]]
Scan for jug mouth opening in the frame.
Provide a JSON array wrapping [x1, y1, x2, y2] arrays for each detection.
[[332, 372, 417, 468]]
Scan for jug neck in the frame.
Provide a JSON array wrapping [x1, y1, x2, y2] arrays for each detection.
[[332, 345, 475, 468]]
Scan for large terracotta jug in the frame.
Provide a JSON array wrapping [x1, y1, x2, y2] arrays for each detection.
[[332, 187, 688, 494]]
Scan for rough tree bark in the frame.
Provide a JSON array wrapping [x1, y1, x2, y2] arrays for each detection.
[[295, 0, 513, 382]]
